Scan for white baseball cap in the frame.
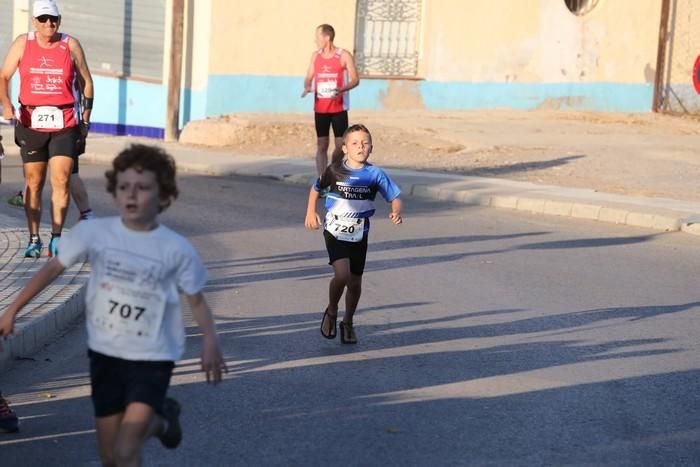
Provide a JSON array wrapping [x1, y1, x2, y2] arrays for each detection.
[[33, 0, 60, 17]]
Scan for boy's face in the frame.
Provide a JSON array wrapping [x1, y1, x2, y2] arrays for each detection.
[[114, 168, 166, 229], [342, 130, 372, 165]]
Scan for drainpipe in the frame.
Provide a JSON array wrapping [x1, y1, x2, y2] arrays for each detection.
[[165, 0, 185, 141], [652, 0, 672, 112]]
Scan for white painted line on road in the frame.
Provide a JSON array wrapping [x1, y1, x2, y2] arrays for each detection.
[[0, 428, 95, 446]]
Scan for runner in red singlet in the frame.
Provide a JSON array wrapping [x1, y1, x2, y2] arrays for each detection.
[[0, 0, 94, 258], [302, 24, 359, 176]]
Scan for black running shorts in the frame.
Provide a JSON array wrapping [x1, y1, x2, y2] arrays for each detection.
[[323, 228, 369, 276], [14, 123, 79, 170], [314, 111, 348, 138], [88, 349, 174, 418]]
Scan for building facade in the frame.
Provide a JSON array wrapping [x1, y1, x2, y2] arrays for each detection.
[[1, 0, 696, 137]]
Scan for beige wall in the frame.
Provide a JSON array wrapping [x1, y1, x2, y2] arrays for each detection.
[[12, 0, 29, 38], [421, 0, 660, 83], [208, 0, 357, 76], [204, 0, 661, 84], [666, 0, 700, 86]]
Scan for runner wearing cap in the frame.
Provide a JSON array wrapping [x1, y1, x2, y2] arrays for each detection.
[[0, 0, 94, 257]]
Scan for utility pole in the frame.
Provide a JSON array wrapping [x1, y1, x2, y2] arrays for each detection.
[[165, 0, 184, 141], [652, 0, 671, 112]]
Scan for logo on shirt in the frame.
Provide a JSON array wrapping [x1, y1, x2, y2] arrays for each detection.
[[38, 56, 54, 68], [336, 182, 372, 200]]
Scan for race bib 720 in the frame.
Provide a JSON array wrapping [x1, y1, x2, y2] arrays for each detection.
[[326, 213, 365, 242], [317, 81, 338, 99]]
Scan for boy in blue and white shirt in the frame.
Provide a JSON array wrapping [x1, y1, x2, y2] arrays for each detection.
[[305, 123, 402, 344]]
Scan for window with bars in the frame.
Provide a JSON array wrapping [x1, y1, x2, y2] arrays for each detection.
[[354, 0, 422, 78]]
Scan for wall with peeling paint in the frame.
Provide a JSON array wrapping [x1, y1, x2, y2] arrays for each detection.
[[196, 0, 662, 115], [421, 0, 660, 85]]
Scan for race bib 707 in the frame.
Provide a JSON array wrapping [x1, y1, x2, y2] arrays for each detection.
[[91, 249, 168, 340]]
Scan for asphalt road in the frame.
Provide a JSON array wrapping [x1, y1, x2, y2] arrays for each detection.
[[1, 158, 700, 466]]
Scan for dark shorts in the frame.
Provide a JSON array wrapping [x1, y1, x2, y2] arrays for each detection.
[[324, 228, 369, 276], [14, 123, 79, 173], [88, 349, 174, 418], [314, 111, 348, 138]]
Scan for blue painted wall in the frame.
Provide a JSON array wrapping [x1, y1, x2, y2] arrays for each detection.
[[12, 73, 655, 137]]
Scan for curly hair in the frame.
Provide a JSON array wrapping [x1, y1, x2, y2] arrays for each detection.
[[105, 144, 179, 212]]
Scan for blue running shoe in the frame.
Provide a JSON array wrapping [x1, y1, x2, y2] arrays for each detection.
[[47, 235, 60, 257], [78, 209, 94, 221], [24, 238, 42, 258]]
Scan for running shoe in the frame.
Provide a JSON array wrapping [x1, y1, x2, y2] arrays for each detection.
[[7, 191, 23, 208], [0, 393, 19, 433], [47, 235, 60, 258], [24, 238, 42, 258], [78, 209, 94, 221], [158, 397, 182, 449]]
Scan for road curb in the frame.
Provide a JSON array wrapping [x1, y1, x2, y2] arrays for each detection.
[[408, 185, 692, 234], [81, 151, 700, 236]]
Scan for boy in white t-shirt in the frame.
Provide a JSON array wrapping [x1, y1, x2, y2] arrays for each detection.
[[0, 144, 227, 465]]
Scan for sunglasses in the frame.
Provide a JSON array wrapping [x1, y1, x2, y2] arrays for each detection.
[[36, 15, 59, 23]]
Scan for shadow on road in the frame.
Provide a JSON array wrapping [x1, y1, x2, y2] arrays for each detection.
[[202, 231, 659, 293], [3, 299, 698, 465], [456, 154, 586, 177]]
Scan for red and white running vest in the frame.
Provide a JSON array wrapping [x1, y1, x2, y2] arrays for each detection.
[[18, 32, 78, 131], [313, 48, 348, 114]]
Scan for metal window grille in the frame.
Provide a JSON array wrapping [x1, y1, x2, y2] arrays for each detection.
[[354, 0, 422, 77]]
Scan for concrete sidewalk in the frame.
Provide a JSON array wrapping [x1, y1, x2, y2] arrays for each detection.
[[0, 212, 88, 372]]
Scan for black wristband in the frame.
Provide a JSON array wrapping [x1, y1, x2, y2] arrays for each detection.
[[84, 97, 94, 110]]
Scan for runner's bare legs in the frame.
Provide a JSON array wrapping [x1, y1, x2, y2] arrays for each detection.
[[316, 137, 330, 176], [48, 156, 72, 234], [316, 136, 345, 176], [23, 161, 47, 235], [331, 137, 344, 166], [70, 173, 90, 213]]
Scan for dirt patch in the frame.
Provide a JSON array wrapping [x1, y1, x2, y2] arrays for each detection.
[[180, 113, 466, 161], [178, 110, 700, 202]]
